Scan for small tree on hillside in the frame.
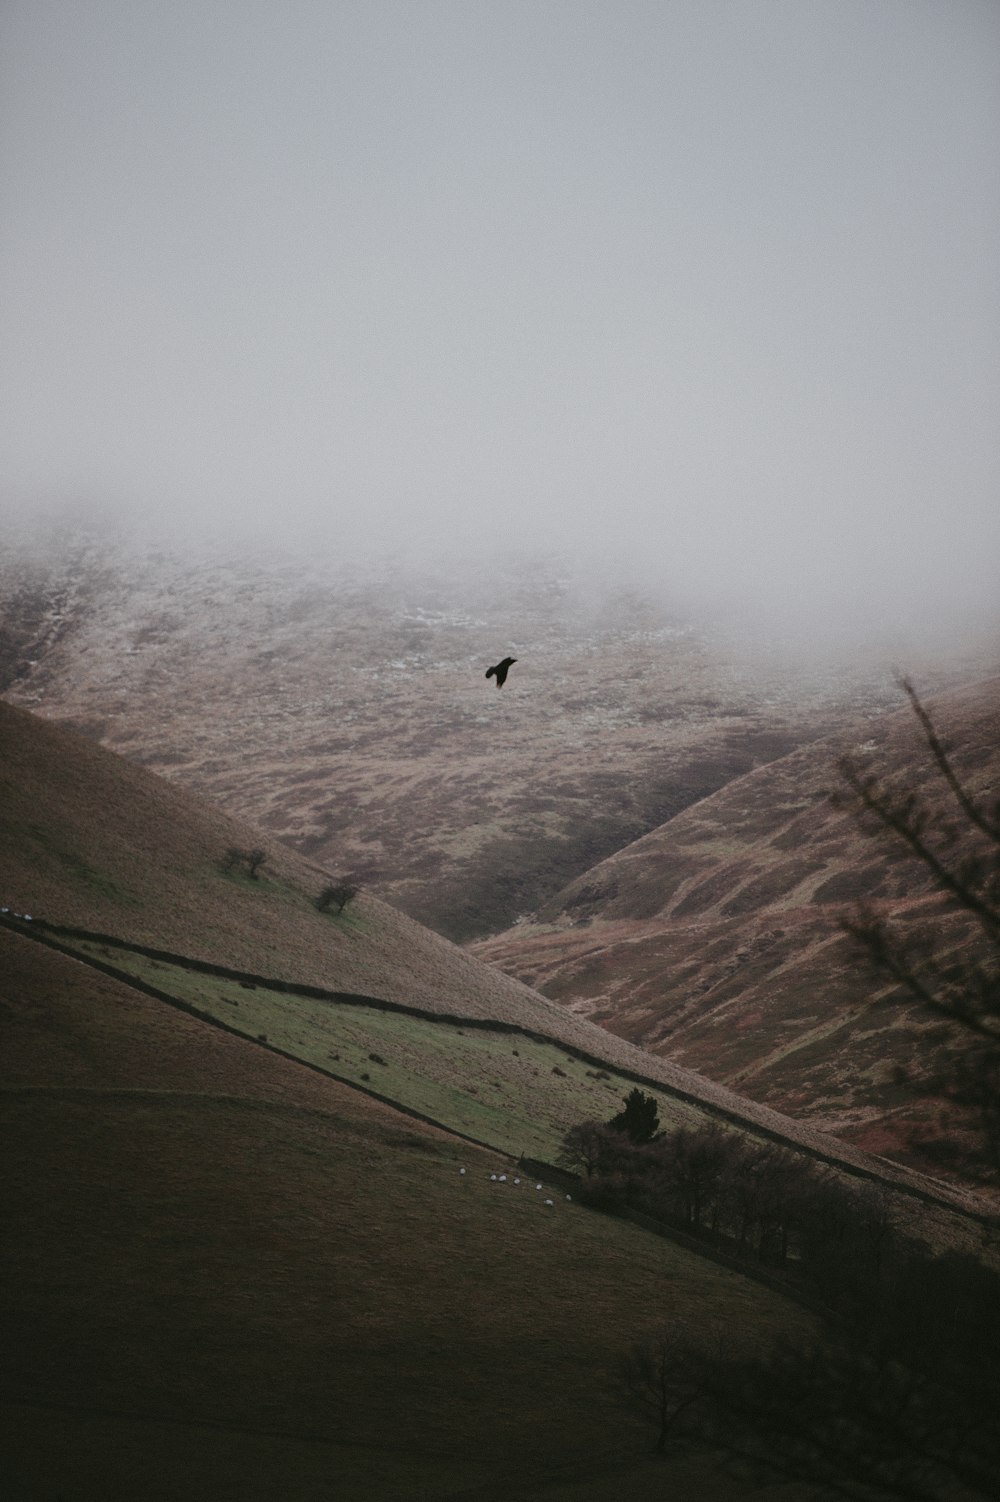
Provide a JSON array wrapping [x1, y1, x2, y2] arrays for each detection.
[[221, 845, 268, 880], [609, 1088, 661, 1145], [316, 881, 359, 915], [617, 1324, 715, 1456], [221, 845, 244, 873]]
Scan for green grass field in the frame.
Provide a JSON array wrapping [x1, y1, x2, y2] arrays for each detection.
[[32, 930, 997, 1263], [55, 935, 715, 1159]]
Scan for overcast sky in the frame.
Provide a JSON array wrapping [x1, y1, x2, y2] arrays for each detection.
[[1, 1, 998, 626]]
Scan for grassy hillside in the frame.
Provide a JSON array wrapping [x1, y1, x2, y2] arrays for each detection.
[[18, 928, 724, 1162], [1, 927, 831, 1502], [5, 694, 972, 1197], [2, 696, 992, 1499], [473, 677, 1000, 1176], [0, 694, 549, 1020]]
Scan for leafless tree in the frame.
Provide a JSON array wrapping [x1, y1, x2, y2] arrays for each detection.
[[616, 1324, 713, 1455], [644, 1124, 739, 1232], [690, 1244, 1000, 1502], [558, 1119, 618, 1178], [836, 675, 1000, 1181], [618, 1241, 1000, 1499]]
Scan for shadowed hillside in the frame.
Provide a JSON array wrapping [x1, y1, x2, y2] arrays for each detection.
[[0, 723, 845, 1500], [473, 678, 1000, 1180], [3, 695, 982, 1198], [4, 927, 834, 1501], [2, 694, 991, 1499]]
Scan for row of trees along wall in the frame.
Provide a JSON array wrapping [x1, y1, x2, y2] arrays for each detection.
[[560, 1106, 898, 1295]]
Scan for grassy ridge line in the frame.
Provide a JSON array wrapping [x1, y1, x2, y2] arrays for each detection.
[[0, 915, 501, 1155], [3, 913, 986, 1221]]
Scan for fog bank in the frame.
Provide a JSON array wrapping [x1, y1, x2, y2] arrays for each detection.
[[2, 1, 998, 638]]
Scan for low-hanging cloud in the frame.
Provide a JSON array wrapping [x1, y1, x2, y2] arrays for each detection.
[[1, 0, 998, 639]]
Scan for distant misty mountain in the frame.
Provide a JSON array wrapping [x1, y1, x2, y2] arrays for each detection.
[[4, 521, 987, 942]]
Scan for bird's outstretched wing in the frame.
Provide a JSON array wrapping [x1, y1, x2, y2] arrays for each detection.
[[486, 656, 516, 688]]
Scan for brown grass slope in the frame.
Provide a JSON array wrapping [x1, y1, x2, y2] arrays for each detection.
[[472, 677, 1000, 1172], [0, 539, 813, 942], [10, 531, 986, 943], [0, 686, 988, 1498], [0, 695, 981, 1202], [3, 928, 832, 1501]]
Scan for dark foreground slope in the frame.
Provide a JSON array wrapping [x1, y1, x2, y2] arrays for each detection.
[[2, 697, 990, 1499], [1, 928, 832, 1502], [474, 677, 1000, 1177]]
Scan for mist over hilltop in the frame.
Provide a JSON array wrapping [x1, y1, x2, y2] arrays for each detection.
[[2, 512, 995, 944], [2, 0, 998, 940], [2, 0, 998, 643]]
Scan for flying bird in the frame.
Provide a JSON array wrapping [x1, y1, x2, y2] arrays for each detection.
[[485, 656, 517, 688]]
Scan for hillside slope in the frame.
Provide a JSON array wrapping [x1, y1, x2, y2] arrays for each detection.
[[2, 689, 990, 1497], [473, 677, 1000, 1172], [0, 710, 845, 1500], [1, 695, 980, 1203], [5, 926, 833, 1501], [7, 527, 985, 940], [0, 692, 605, 1028]]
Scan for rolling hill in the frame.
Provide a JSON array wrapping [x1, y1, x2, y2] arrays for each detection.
[[2, 694, 993, 1497], [0, 696, 866, 1501], [472, 676, 1000, 1177], [7, 924, 834, 1502], [1, 694, 980, 1197], [5, 523, 990, 941]]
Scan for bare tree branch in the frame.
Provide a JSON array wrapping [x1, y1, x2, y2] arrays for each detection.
[[896, 675, 1000, 846]]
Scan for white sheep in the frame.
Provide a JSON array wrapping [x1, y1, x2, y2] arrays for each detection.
[[499, 1174, 507, 1182], [565, 1194, 572, 1201], [513, 1178, 521, 1185], [535, 1183, 543, 1191], [490, 1173, 497, 1181], [544, 1198, 554, 1206], [459, 1168, 466, 1175]]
